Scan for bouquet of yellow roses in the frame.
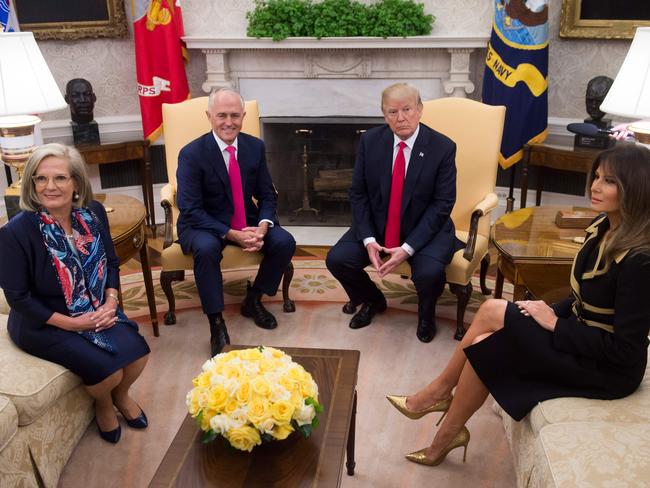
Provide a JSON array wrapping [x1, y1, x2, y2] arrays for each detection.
[[186, 346, 323, 452]]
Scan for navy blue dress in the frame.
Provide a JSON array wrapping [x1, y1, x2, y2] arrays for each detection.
[[465, 215, 650, 420], [0, 201, 150, 385]]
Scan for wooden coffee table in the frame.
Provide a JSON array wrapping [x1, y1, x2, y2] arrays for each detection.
[[491, 205, 590, 303], [97, 193, 159, 337], [149, 346, 360, 487]]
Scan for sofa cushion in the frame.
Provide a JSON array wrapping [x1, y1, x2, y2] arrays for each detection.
[[0, 322, 83, 426], [540, 422, 650, 487], [0, 395, 18, 451], [529, 359, 650, 434]]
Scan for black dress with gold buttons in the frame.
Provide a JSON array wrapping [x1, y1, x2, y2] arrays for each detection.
[[465, 214, 650, 421]]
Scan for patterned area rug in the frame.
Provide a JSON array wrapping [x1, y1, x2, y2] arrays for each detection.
[[122, 259, 513, 323]]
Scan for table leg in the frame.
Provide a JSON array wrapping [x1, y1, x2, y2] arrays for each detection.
[[494, 269, 504, 299], [139, 236, 160, 337], [141, 143, 156, 236], [346, 390, 357, 476], [536, 167, 544, 206]]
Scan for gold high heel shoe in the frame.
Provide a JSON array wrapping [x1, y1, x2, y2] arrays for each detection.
[[405, 426, 470, 466], [386, 395, 452, 425]]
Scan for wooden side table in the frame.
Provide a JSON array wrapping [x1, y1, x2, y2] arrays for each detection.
[[77, 141, 156, 232], [99, 193, 159, 337], [520, 143, 601, 209], [491, 205, 587, 303]]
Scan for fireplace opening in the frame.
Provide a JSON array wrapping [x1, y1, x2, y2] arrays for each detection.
[[263, 117, 383, 226]]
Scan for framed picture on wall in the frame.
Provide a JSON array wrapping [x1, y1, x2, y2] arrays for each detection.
[[560, 0, 650, 39], [14, 0, 128, 40]]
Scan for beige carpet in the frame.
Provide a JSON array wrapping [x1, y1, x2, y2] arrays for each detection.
[[58, 300, 516, 487]]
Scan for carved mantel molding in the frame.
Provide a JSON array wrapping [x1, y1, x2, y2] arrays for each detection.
[[184, 36, 489, 115]]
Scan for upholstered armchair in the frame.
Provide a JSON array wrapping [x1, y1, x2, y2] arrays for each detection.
[[390, 97, 505, 340], [159, 97, 295, 325]]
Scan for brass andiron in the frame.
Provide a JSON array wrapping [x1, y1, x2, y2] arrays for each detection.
[[290, 129, 323, 222]]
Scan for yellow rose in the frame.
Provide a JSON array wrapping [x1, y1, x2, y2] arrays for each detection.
[[252, 376, 271, 398], [241, 348, 263, 361], [247, 397, 271, 425], [226, 425, 262, 452], [258, 358, 275, 373], [272, 422, 294, 440], [200, 408, 217, 431], [287, 366, 306, 382], [192, 372, 211, 388], [271, 400, 295, 423], [236, 381, 252, 405], [224, 398, 239, 415], [300, 380, 317, 399], [290, 390, 303, 407], [207, 385, 229, 412], [222, 363, 243, 381]]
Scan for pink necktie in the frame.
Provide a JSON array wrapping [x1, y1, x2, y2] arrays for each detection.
[[385, 141, 406, 248], [226, 145, 246, 231]]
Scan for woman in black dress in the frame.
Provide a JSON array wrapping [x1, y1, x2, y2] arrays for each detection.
[[0, 143, 150, 444], [387, 144, 650, 466]]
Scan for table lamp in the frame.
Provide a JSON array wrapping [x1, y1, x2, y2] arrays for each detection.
[[599, 27, 650, 145], [0, 32, 67, 217]]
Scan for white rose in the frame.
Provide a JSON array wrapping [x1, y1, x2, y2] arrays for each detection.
[[294, 403, 315, 426], [269, 384, 291, 403], [242, 360, 260, 377], [257, 417, 276, 435], [201, 358, 215, 372], [210, 414, 238, 435], [228, 407, 248, 428], [222, 377, 240, 396]]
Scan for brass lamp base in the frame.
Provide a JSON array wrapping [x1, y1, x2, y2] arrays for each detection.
[[0, 114, 41, 190], [4, 186, 20, 220]]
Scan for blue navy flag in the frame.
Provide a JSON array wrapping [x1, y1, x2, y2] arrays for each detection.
[[1, 0, 19, 32], [482, 0, 548, 169]]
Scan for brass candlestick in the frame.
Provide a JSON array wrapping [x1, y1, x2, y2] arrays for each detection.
[[290, 129, 323, 222]]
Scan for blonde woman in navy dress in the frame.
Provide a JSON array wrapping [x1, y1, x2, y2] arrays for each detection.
[[386, 144, 650, 466], [0, 144, 150, 444]]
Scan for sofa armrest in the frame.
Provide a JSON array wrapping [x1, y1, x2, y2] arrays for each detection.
[[0, 288, 8, 316], [463, 192, 498, 261], [160, 183, 176, 249]]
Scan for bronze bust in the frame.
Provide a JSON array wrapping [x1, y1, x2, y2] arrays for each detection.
[[65, 78, 100, 145], [585, 76, 614, 126]]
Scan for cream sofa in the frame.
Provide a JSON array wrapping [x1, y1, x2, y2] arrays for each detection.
[[0, 289, 94, 487], [495, 354, 650, 487]]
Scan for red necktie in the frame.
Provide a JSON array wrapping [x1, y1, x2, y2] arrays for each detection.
[[226, 145, 246, 231], [385, 141, 406, 248]]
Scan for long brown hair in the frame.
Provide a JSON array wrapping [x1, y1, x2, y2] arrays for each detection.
[[588, 144, 650, 263]]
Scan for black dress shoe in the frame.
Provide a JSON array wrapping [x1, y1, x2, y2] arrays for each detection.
[[416, 320, 437, 343], [349, 300, 387, 329], [209, 314, 230, 357], [342, 301, 358, 314], [96, 420, 121, 444], [241, 282, 278, 329]]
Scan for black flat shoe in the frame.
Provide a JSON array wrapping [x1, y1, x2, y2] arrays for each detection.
[[117, 407, 148, 429], [349, 300, 387, 329], [416, 320, 437, 343], [96, 420, 121, 443]]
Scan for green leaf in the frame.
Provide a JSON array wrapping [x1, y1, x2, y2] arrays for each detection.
[[298, 423, 313, 438], [201, 429, 219, 444]]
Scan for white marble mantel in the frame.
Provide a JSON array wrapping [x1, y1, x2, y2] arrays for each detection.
[[184, 36, 490, 117]]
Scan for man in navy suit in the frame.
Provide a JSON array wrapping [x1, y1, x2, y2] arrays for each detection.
[[176, 88, 296, 356], [326, 83, 459, 342]]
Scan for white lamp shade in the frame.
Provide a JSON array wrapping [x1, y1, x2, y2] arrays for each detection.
[[0, 32, 67, 116], [600, 27, 650, 119]]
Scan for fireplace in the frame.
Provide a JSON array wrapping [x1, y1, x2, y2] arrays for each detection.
[[263, 117, 382, 225]]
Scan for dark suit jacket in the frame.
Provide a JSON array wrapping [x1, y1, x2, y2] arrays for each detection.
[[0, 201, 120, 350], [176, 131, 277, 251], [349, 123, 458, 259], [551, 214, 650, 371]]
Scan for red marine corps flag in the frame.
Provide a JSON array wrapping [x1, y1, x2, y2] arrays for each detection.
[[133, 0, 189, 142]]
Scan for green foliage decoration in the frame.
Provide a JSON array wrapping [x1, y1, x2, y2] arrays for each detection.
[[246, 0, 434, 41]]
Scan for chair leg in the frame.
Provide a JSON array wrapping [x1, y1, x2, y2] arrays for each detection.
[[480, 254, 492, 295], [160, 270, 185, 325], [282, 262, 296, 313], [449, 282, 472, 341]]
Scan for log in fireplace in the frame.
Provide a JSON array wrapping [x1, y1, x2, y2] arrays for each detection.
[[263, 118, 382, 225]]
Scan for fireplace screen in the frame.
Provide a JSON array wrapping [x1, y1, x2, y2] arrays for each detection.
[[263, 118, 382, 226]]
